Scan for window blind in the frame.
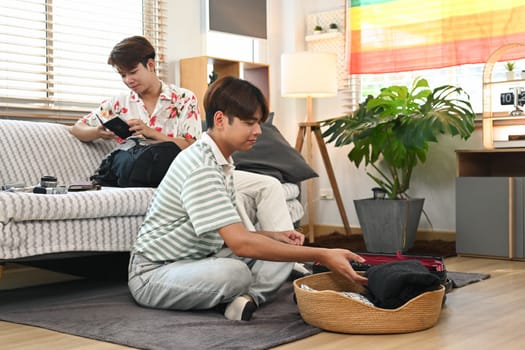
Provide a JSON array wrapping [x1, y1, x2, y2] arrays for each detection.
[[0, 0, 166, 121]]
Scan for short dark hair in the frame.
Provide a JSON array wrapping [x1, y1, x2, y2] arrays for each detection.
[[203, 76, 269, 128], [107, 36, 155, 71]]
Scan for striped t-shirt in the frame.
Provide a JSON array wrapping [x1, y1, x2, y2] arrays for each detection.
[[133, 133, 241, 262]]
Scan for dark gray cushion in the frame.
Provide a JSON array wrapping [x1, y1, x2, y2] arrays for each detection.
[[232, 123, 318, 183]]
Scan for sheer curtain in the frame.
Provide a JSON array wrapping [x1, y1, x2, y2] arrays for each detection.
[[347, 0, 525, 74], [345, 0, 525, 113]]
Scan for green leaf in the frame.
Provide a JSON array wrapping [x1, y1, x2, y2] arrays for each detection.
[[320, 77, 476, 199]]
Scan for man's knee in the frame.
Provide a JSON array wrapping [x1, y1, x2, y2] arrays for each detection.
[[260, 175, 282, 194]]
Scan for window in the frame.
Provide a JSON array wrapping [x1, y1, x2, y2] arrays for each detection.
[[0, 0, 166, 121], [358, 59, 525, 115], [360, 66, 485, 113], [346, 1, 525, 116]]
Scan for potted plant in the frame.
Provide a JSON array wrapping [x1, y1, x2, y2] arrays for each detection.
[[505, 61, 516, 80], [321, 77, 476, 253], [328, 23, 339, 33], [313, 25, 323, 34]]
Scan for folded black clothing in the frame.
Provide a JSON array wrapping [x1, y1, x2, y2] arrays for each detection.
[[364, 260, 441, 309]]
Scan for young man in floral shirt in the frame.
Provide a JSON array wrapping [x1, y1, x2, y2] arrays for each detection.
[[71, 35, 302, 268], [71, 36, 201, 148]]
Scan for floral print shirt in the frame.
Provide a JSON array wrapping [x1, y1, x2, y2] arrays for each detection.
[[78, 81, 202, 142]]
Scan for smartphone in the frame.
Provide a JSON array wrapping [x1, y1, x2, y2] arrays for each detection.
[[68, 183, 100, 191]]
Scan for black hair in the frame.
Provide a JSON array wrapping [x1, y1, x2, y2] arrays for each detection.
[[107, 36, 156, 71], [203, 76, 269, 128]]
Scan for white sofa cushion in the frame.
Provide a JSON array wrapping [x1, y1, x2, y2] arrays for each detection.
[[0, 119, 116, 187], [0, 184, 301, 223], [0, 188, 155, 223]]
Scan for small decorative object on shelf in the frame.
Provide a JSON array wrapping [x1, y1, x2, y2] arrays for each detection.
[[505, 61, 516, 80], [313, 25, 323, 34], [521, 69, 525, 79], [500, 86, 525, 116], [208, 71, 218, 85], [328, 23, 339, 33], [509, 87, 524, 116]]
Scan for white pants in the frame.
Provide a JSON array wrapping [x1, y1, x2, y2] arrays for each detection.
[[233, 170, 294, 232]]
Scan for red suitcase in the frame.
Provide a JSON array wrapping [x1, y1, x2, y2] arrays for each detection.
[[313, 251, 448, 286]]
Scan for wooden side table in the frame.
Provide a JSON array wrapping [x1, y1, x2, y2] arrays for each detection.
[[456, 148, 525, 259]]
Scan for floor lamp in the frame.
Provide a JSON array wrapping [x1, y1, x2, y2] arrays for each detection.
[[281, 51, 352, 242]]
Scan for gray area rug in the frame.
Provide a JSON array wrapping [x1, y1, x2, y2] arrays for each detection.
[[0, 279, 321, 350], [0, 271, 489, 350], [447, 271, 490, 288]]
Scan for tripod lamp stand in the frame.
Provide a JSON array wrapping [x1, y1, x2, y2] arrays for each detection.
[[280, 51, 352, 242]]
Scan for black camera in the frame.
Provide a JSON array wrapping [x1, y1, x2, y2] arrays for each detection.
[[33, 175, 67, 194]]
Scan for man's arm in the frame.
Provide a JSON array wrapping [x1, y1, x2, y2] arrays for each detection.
[[70, 122, 115, 142], [257, 230, 305, 246], [218, 222, 368, 284], [71, 118, 195, 150], [126, 118, 194, 149]]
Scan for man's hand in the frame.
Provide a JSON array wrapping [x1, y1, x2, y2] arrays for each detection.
[[127, 118, 157, 139], [318, 248, 368, 285], [96, 125, 116, 139], [70, 122, 116, 142], [124, 118, 193, 149], [273, 230, 305, 246]]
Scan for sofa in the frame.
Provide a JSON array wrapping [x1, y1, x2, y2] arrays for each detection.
[[0, 118, 311, 266]]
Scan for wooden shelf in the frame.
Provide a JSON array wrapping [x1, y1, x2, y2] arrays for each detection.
[[456, 149, 525, 258], [456, 148, 525, 177], [482, 43, 525, 148], [483, 78, 525, 86], [459, 44, 525, 258], [305, 32, 343, 42], [179, 56, 269, 117]]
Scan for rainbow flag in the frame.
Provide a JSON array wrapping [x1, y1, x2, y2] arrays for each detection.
[[348, 0, 525, 74]]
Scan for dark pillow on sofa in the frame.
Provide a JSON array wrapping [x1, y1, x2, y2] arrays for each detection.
[[232, 123, 318, 183]]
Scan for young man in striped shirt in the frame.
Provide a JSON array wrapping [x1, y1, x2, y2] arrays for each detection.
[[128, 77, 367, 321]]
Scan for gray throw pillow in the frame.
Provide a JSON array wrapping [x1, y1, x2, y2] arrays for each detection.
[[232, 123, 318, 183]]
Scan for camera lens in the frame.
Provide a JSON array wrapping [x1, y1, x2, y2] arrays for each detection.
[[40, 175, 58, 188]]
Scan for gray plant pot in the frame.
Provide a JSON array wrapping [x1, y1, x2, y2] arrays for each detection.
[[354, 198, 424, 253]]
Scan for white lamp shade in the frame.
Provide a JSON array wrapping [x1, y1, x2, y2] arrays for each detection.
[[281, 51, 338, 98]]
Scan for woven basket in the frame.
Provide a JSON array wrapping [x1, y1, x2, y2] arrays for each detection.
[[293, 271, 445, 334]]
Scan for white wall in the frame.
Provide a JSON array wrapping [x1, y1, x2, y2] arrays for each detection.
[[164, 0, 482, 232], [165, 0, 206, 85]]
